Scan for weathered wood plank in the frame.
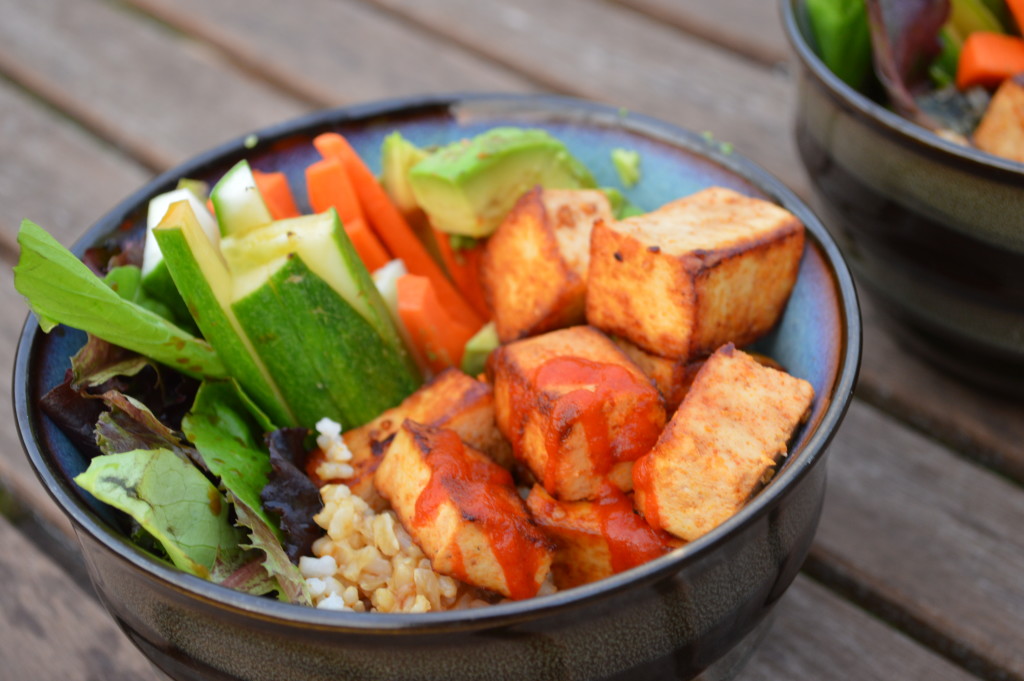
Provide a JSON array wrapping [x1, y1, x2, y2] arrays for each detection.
[[856, 292, 1024, 484], [0, 516, 167, 680], [740, 576, 979, 681], [358, 0, 809, 197], [812, 399, 1024, 680], [122, 0, 540, 107], [0, 79, 152, 246], [607, 0, 791, 65], [0, 0, 310, 171]]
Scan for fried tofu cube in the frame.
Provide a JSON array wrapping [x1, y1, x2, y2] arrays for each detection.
[[374, 420, 554, 599], [489, 326, 666, 501], [481, 187, 614, 342], [612, 337, 786, 413], [586, 186, 804, 360], [633, 344, 814, 541], [526, 485, 681, 589], [314, 368, 511, 511], [974, 75, 1024, 163], [612, 336, 703, 412]]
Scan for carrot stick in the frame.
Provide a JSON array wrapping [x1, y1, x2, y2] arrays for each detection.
[[434, 230, 491, 319], [957, 32, 1024, 89], [343, 217, 391, 272], [312, 133, 484, 331], [252, 170, 300, 220], [396, 274, 477, 374], [305, 158, 366, 227], [1009, 0, 1024, 34]]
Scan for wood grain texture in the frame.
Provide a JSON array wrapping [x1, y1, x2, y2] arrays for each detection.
[[122, 0, 540, 106], [856, 292, 1024, 484], [362, 0, 810, 196], [0, 516, 167, 680], [814, 399, 1024, 679], [0, 79, 152, 246], [0, 0, 309, 171], [740, 576, 979, 681], [608, 0, 791, 65]]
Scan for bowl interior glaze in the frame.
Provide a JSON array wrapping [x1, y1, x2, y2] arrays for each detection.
[[15, 94, 861, 679]]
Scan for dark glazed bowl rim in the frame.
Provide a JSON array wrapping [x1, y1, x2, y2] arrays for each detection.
[[781, 0, 1024, 179], [13, 92, 861, 635]]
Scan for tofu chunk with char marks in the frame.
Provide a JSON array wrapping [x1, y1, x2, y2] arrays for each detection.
[[633, 344, 814, 541], [526, 485, 681, 589], [481, 187, 613, 343], [310, 368, 511, 511], [489, 326, 666, 501], [613, 336, 786, 413], [374, 420, 554, 600], [586, 186, 804, 361]]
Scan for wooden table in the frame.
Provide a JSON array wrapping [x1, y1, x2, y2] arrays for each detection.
[[1, 1, 1021, 679]]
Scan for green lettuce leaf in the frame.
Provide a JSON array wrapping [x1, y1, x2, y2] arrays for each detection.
[[806, 0, 874, 89], [182, 380, 280, 540], [74, 448, 245, 579], [103, 265, 176, 321], [229, 490, 312, 605], [14, 220, 226, 379]]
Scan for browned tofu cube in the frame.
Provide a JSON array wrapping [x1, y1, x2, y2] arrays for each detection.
[[586, 186, 804, 360], [312, 368, 511, 511], [488, 326, 666, 501], [612, 337, 786, 413], [612, 336, 703, 412], [374, 420, 554, 599], [526, 485, 681, 589], [481, 187, 614, 342], [974, 75, 1024, 163], [633, 344, 814, 541]]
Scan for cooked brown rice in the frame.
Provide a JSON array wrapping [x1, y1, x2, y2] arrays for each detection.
[[300, 418, 491, 613]]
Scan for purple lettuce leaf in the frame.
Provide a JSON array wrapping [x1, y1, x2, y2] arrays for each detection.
[[865, 0, 950, 127], [261, 428, 324, 564]]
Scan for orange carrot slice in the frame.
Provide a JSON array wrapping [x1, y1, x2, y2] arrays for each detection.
[[305, 157, 366, 227], [1008, 0, 1024, 34], [434, 230, 491, 319], [397, 273, 477, 374], [343, 217, 390, 272], [252, 170, 300, 220], [312, 132, 484, 331], [957, 32, 1024, 89]]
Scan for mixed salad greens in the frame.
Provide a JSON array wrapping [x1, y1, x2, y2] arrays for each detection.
[[15, 127, 638, 604], [806, 0, 1024, 159]]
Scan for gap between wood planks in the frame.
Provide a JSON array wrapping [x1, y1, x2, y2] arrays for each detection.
[[802, 553, 1019, 681]]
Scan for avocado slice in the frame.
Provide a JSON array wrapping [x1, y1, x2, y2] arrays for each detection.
[[380, 131, 429, 215], [460, 321, 498, 376], [408, 127, 596, 238]]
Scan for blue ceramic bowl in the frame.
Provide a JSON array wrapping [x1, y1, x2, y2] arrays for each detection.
[[14, 94, 860, 681], [783, 0, 1024, 396]]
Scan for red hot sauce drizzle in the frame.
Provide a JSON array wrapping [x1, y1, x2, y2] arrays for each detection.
[[591, 485, 677, 572], [411, 425, 549, 600], [530, 356, 664, 491]]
